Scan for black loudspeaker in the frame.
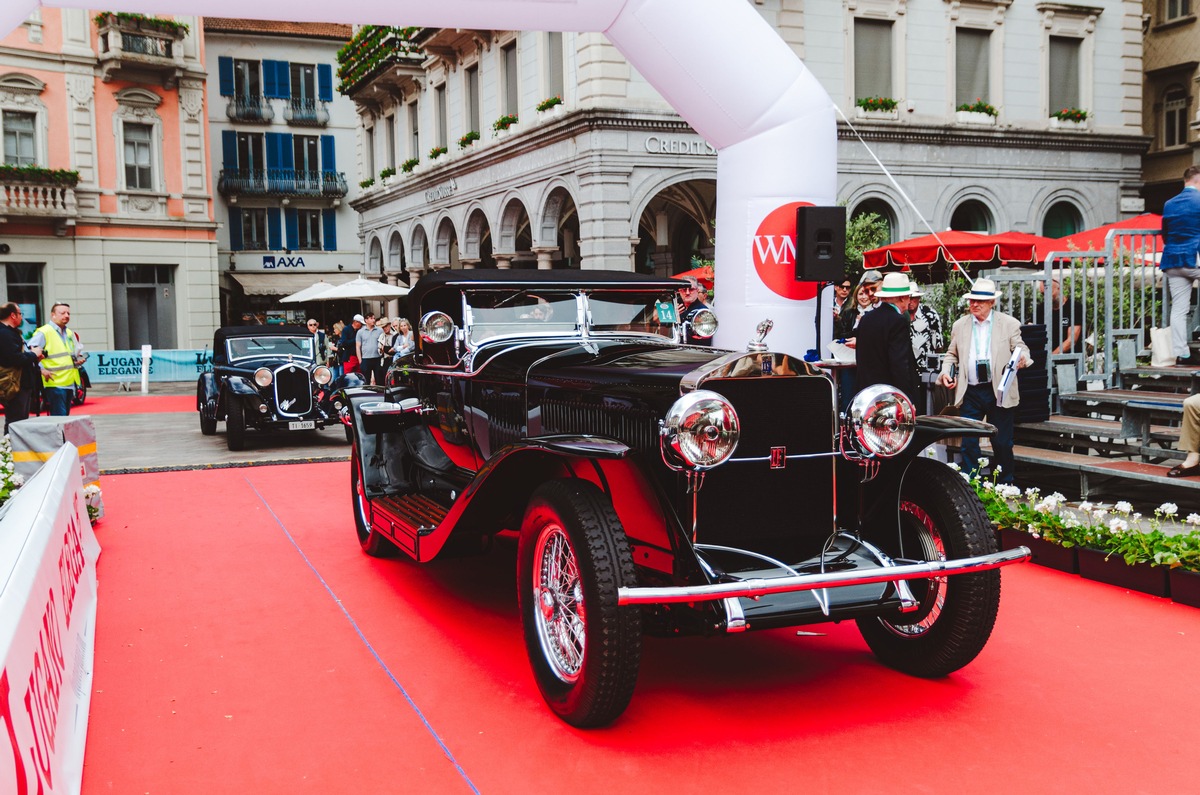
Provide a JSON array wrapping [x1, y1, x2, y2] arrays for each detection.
[[795, 205, 846, 282]]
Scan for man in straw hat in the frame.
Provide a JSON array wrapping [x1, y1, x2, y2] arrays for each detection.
[[854, 272, 920, 407], [937, 277, 1031, 483]]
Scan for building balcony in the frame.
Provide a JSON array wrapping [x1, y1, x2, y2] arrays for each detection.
[[217, 169, 348, 201], [96, 14, 188, 88], [284, 98, 330, 127], [0, 179, 78, 229], [226, 96, 275, 124], [337, 26, 425, 105]]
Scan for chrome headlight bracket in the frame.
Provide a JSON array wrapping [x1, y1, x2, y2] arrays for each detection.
[[660, 389, 740, 472]]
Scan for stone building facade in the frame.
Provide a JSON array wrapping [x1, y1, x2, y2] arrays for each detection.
[[344, 0, 1148, 291], [0, 8, 217, 349], [1140, 0, 1200, 210]]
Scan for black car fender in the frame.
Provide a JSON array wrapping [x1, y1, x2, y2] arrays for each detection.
[[224, 374, 261, 398], [838, 415, 994, 537], [197, 372, 218, 408]]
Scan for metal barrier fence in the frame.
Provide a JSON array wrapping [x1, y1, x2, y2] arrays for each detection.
[[987, 227, 1166, 395]]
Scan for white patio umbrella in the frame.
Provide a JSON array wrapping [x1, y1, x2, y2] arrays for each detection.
[[279, 277, 356, 304], [306, 276, 410, 301]]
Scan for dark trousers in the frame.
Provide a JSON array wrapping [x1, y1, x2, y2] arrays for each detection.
[[3, 387, 32, 432], [959, 383, 1015, 484], [44, 386, 72, 417], [361, 357, 385, 386]]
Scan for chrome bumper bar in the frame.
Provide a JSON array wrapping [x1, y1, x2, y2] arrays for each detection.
[[617, 546, 1030, 606]]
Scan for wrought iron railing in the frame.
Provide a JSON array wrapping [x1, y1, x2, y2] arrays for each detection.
[[226, 97, 274, 123], [217, 169, 348, 198], [284, 99, 330, 127]]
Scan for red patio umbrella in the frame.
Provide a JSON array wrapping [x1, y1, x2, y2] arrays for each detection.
[[992, 231, 1061, 264], [1056, 213, 1162, 253], [862, 230, 1047, 270]]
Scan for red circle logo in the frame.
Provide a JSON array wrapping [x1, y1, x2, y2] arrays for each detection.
[[752, 201, 817, 300]]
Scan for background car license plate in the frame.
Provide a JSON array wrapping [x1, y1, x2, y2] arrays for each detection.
[[288, 420, 316, 430]]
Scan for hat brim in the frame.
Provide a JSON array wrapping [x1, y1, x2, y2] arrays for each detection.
[[964, 292, 997, 301]]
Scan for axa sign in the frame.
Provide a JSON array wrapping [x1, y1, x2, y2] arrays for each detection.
[[752, 201, 817, 301]]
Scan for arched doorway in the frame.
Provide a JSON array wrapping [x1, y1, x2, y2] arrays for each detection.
[[497, 198, 533, 269], [433, 216, 459, 269], [539, 186, 580, 268], [463, 208, 495, 269], [950, 199, 994, 233], [635, 179, 716, 276]]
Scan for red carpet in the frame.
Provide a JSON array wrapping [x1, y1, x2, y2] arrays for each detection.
[[84, 463, 1200, 794], [76, 394, 194, 415]]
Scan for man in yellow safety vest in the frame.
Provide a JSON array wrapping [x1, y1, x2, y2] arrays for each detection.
[[29, 302, 82, 416]]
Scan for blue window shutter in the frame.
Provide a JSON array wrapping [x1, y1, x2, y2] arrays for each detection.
[[267, 207, 282, 251], [228, 209, 243, 251], [322, 209, 337, 252], [276, 61, 291, 99], [265, 132, 281, 169], [263, 60, 278, 98], [320, 135, 335, 173], [284, 207, 299, 251], [280, 133, 294, 170], [317, 64, 333, 102], [218, 57, 234, 96], [221, 130, 238, 169]]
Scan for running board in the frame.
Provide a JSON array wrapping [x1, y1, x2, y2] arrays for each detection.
[[372, 493, 449, 558], [617, 547, 1030, 605]]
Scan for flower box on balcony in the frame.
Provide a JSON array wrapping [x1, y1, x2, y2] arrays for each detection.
[[955, 110, 996, 126], [855, 107, 898, 121], [1049, 116, 1088, 131]]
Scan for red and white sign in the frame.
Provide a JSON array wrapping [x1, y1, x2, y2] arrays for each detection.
[[751, 200, 817, 301], [0, 446, 100, 795]]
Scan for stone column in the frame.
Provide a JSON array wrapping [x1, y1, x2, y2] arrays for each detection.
[[386, 274, 401, 319], [458, 258, 481, 271], [493, 254, 514, 270], [532, 247, 557, 270]]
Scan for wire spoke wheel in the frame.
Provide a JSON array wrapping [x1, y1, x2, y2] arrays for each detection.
[[518, 479, 641, 727]]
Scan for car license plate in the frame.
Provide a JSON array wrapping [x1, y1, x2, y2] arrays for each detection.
[[288, 420, 316, 431]]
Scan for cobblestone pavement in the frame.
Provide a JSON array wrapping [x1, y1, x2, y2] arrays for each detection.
[[85, 382, 351, 474]]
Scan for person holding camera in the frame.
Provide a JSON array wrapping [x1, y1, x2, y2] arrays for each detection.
[[937, 278, 1031, 484]]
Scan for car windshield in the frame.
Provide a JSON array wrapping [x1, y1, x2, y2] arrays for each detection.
[[463, 289, 678, 344], [225, 335, 314, 362]]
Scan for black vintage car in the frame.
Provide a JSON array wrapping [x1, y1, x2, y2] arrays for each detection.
[[198, 325, 361, 451], [343, 270, 1027, 727]]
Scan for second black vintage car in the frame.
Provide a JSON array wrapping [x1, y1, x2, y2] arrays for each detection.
[[198, 325, 361, 450], [342, 270, 1028, 727]]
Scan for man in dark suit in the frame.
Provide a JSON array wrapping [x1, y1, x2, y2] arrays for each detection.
[[854, 272, 919, 407], [1160, 165, 1200, 365], [306, 318, 327, 364], [0, 302, 41, 432]]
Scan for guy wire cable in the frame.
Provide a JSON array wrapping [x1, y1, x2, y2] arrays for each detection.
[[833, 103, 976, 287]]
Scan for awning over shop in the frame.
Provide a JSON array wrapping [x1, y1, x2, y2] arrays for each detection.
[[227, 272, 357, 296]]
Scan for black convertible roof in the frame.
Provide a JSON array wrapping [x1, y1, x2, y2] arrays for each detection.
[[407, 269, 684, 325]]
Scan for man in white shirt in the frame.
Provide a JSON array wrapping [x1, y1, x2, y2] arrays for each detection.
[[937, 278, 1031, 483]]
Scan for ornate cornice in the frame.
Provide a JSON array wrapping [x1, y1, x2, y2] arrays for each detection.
[[839, 121, 1151, 154]]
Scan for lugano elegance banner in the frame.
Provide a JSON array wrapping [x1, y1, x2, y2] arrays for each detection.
[[0, 446, 100, 795], [5, 0, 837, 356]]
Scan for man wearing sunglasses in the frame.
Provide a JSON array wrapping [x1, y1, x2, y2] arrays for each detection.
[[677, 276, 711, 346]]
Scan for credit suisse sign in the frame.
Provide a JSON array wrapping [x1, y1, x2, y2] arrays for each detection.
[[643, 135, 716, 156]]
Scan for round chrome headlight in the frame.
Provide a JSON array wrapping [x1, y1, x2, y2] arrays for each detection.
[[312, 365, 332, 386], [420, 311, 455, 344], [689, 309, 718, 340], [848, 385, 916, 458], [660, 390, 740, 470], [253, 367, 273, 388]]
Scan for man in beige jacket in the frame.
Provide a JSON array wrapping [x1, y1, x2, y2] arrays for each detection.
[[937, 278, 1031, 483]]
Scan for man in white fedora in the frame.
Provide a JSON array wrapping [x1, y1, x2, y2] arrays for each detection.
[[937, 278, 1032, 483], [854, 271, 920, 406]]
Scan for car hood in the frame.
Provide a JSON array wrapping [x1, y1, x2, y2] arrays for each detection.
[[471, 338, 722, 390]]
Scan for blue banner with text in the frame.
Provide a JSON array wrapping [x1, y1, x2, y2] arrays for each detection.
[[82, 349, 213, 383]]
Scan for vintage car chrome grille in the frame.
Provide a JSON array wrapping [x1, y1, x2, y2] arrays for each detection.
[[481, 389, 525, 452], [696, 374, 836, 555], [273, 363, 314, 417], [541, 398, 660, 452]]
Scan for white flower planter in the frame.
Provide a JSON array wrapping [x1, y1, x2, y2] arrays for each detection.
[[955, 110, 996, 126], [1049, 117, 1088, 130], [855, 106, 898, 121], [493, 125, 518, 139], [538, 103, 565, 118]]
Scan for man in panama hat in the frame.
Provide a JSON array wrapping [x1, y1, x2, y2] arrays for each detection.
[[937, 277, 1032, 483], [854, 272, 920, 406]]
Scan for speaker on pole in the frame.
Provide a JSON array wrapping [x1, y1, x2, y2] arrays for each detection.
[[794, 205, 846, 283]]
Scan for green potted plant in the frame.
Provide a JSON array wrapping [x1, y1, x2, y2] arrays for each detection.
[[492, 113, 519, 136], [359, 177, 375, 189], [855, 96, 899, 120], [400, 157, 419, 174], [0, 164, 81, 187], [536, 96, 563, 114], [379, 166, 397, 183], [458, 130, 480, 150], [428, 145, 448, 160], [955, 99, 998, 125]]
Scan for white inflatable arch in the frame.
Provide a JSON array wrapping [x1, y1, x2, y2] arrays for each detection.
[[4, 0, 836, 353]]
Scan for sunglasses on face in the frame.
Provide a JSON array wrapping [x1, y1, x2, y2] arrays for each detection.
[[837, 284, 852, 290]]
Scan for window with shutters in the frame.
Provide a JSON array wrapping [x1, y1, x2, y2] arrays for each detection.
[[501, 41, 518, 116], [1048, 37, 1081, 113], [465, 65, 480, 134], [854, 19, 893, 102], [546, 32, 564, 102], [436, 84, 448, 150], [1038, 5, 1096, 123], [241, 208, 269, 250], [297, 209, 322, 250], [955, 28, 990, 108]]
